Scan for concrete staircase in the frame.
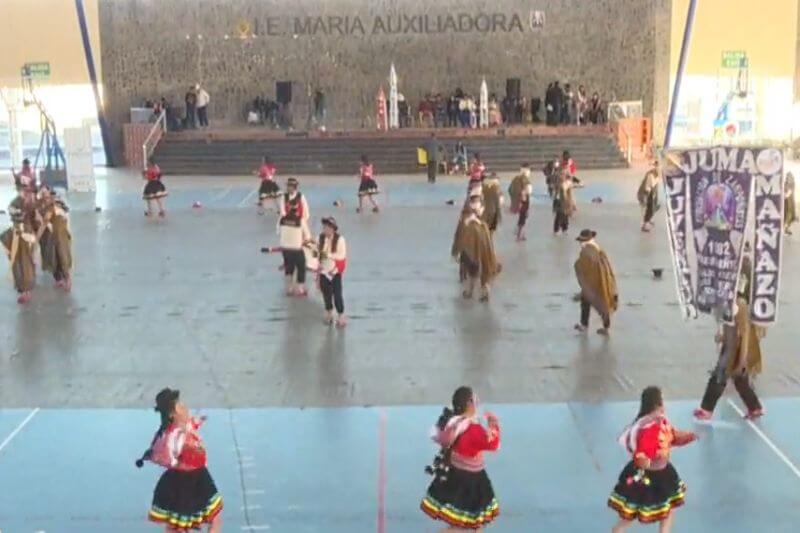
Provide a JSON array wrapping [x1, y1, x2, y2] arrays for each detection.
[[153, 129, 628, 176]]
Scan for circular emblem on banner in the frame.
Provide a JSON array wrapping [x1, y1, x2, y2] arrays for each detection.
[[756, 148, 782, 175]]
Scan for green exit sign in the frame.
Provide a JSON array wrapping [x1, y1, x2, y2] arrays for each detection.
[[721, 51, 747, 68], [21, 62, 51, 79]]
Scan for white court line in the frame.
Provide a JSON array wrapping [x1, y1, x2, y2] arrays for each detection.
[[241, 526, 270, 531], [238, 188, 258, 208], [209, 187, 232, 205], [0, 408, 40, 455], [726, 399, 800, 479]]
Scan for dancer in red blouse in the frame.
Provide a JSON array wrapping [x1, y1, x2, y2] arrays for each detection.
[[11, 158, 36, 192], [467, 153, 486, 190], [356, 154, 380, 213], [421, 386, 500, 531], [254, 155, 281, 214], [137, 388, 223, 532], [608, 386, 697, 533], [142, 158, 168, 218]]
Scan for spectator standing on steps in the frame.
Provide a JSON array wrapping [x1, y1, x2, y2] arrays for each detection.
[[184, 86, 197, 129], [424, 133, 441, 183], [196, 84, 210, 128]]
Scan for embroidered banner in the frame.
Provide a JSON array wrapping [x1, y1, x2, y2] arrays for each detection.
[[662, 155, 696, 319], [662, 147, 784, 325], [750, 148, 784, 325], [687, 156, 752, 321]]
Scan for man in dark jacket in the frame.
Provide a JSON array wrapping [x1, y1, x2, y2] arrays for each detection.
[[424, 133, 441, 183]]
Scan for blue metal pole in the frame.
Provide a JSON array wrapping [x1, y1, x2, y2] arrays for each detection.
[[75, 0, 114, 166], [663, 0, 699, 149]]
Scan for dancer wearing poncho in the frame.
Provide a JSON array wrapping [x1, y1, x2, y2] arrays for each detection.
[[574, 229, 618, 335], [480, 173, 503, 234], [421, 386, 500, 531], [609, 386, 697, 532], [138, 388, 222, 532], [142, 159, 168, 217], [1, 192, 40, 304], [37, 187, 73, 291], [508, 164, 533, 242], [552, 170, 575, 235], [637, 161, 661, 232], [785, 172, 797, 235], [694, 248, 765, 421], [255, 155, 280, 213], [451, 195, 500, 302], [356, 155, 380, 213]]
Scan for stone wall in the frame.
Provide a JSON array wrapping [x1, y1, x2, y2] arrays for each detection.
[[99, 0, 670, 162]]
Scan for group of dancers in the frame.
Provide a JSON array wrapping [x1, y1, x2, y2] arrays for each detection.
[[3, 160, 73, 304], [4, 146, 782, 532], [430, 156, 776, 532], [259, 172, 351, 327]]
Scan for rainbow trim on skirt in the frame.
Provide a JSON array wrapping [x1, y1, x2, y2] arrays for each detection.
[[421, 494, 499, 529], [149, 493, 223, 531], [608, 481, 686, 523]]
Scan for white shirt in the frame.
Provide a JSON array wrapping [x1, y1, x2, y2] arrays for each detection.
[[319, 234, 347, 276], [196, 89, 210, 108], [279, 220, 311, 250]]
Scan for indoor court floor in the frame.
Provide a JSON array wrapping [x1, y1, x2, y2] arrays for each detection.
[[0, 167, 798, 531]]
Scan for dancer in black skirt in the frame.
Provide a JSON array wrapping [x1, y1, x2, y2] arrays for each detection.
[[255, 155, 281, 214], [356, 155, 380, 213], [608, 386, 697, 533], [143, 158, 168, 218], [136, 388, 222, 532], [421, 386, 500, 531]]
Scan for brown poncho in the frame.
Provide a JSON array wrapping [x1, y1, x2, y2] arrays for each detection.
[[452, 214, 499, 286], [39, 202, 73, 278], [508, 173, 530, 214], [481, 178, 502, 231], [723, 297, 764, 377], [574, 241, 618, 316], [1, 227, 36, 293], [554, 179, 576, 216], [2, 196, 38, 292]]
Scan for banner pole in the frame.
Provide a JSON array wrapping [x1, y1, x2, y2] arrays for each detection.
[[663, 0, 699, 150]]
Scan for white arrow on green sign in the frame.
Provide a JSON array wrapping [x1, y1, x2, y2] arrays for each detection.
[[21, 62, 51, 79], [721, 51, 747, 69]]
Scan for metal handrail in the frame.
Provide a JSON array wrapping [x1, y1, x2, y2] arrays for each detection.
[[621, 125, 632, 164], [611, 120, 633, 164], [142, 110, 166, 170]]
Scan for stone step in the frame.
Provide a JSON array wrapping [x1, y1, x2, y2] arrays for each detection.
[[154, 132, 628, 175]]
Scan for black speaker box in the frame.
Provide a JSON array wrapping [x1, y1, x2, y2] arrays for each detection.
[[506, 78, 521, 100], [276, 81, 292, 104]]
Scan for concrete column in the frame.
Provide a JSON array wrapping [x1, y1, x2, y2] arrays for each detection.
[[795, 0, 800, 102], [1, 89, 24, 169], [652, 0, 673, 148]]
